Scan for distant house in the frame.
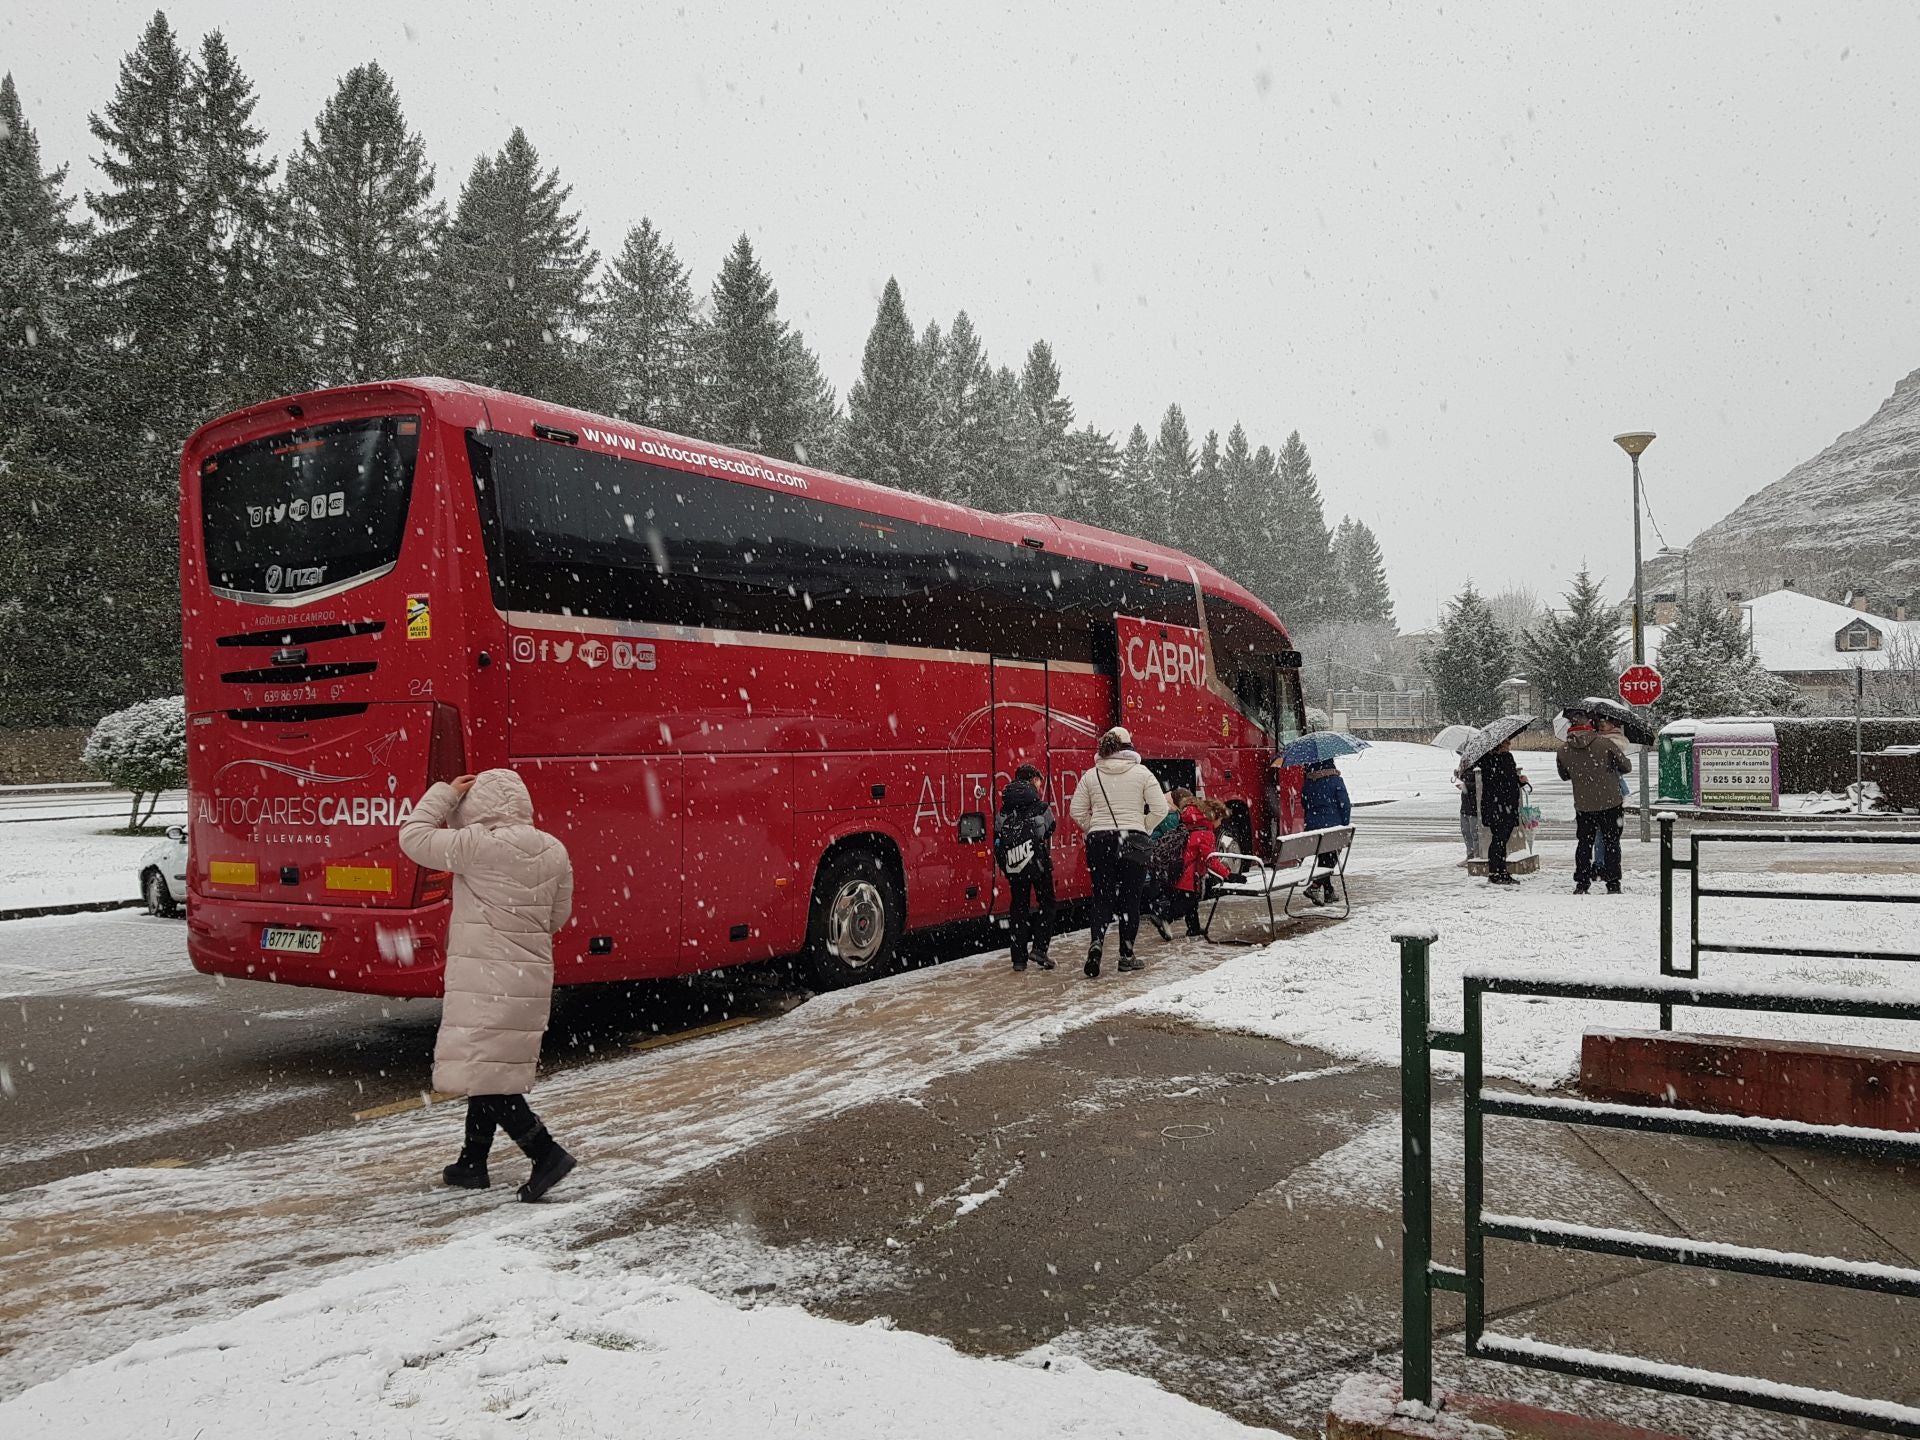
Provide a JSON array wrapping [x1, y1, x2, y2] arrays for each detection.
[[1640, 587, 1920, 709]]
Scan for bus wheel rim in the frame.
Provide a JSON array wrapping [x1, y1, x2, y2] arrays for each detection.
[[826, 879, 886, 967]]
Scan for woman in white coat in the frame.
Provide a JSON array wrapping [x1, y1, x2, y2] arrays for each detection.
[[399, 769, 576, 1201], [1068, 727, 1170, 977]]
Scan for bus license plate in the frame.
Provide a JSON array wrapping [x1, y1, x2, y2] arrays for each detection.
[[261, 927, 323, 954]]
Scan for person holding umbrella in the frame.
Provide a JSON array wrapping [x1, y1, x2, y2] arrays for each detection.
[[1274, 730, 1366, 905], [1558, 704, 1632, 894], [1456, 715, 1534, 886]]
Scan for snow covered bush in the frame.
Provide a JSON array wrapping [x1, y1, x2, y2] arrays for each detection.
[[82, 695, 186, 832]]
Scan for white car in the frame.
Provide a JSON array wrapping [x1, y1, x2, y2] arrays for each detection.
[[139, 825, 190, 917]]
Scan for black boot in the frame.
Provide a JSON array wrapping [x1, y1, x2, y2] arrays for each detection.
[[1011, 949, 1028, 972], [444, 1100, 494, 1188], [1084, 945, 1102, 978], [1033, 949, 1055, 971], [1118, 946, 1144, 973], [442, 1151, 490, 1189], [1147, 913, 1172, 943], [515, 1123, 577, 1203]]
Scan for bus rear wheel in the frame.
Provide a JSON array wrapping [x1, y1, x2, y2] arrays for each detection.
[[804, 849, 901, 990]]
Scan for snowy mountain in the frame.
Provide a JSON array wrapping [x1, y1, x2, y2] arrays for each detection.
[[1647, 366, 1920, 608]]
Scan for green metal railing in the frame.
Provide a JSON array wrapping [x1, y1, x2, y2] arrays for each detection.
[[1657, 814, 1920, 1029], [1396, 928, 1920, 1434]]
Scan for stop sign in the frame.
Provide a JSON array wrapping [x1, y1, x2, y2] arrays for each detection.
[[1618, 663, 1664, 707]]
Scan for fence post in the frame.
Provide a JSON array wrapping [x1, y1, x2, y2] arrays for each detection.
[[1397, 926, 1438, 1408], [1658, 813, 1675, 1030]]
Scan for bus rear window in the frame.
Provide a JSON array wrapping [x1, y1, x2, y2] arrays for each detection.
[[200, 415, 420, 601]]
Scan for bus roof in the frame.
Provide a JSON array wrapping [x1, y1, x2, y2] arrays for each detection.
[[186, 377, 1292, 646]]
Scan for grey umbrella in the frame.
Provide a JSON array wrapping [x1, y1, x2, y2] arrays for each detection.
[[1455, 714, 1537, 771], [1578, 695, 1658, 747]]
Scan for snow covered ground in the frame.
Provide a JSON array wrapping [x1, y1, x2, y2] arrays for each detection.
[[5, 1227, 1274, 1439], [1327, 737, 1463, 805], [0, 801, 183, 911], [6, 755, 1918, 1434], [1126, 827, 1920, 1089]]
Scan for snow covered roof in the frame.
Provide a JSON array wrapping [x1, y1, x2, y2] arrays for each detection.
[[1636, 588, 1920, 674]]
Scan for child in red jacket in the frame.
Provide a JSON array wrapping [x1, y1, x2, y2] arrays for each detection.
[[1172, 799, 1233, 937]]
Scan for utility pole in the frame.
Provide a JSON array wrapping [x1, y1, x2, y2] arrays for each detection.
[[1615, 432, 1657, 843]]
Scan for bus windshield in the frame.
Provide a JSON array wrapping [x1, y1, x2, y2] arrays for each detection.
[[200, 414, 421, 602]]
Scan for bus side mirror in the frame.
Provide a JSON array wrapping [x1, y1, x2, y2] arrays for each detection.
[[957, 812, 987, 843]]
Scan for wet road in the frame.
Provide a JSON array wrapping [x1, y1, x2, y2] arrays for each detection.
[[0, 770, 1538, 1197], [0, 911, 808, 1194]]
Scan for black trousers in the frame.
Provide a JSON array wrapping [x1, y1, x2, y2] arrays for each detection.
[[1486, 819, 1516, 876], [1086, 831, 1146, 955], [464, 1093, 538, 1156], [1575, 808, 1623, 885], [1173, 886, 1203, 934], [1007, 868, 1056, 964]]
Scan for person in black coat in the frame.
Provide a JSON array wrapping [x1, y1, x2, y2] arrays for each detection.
[[994, 763, 1057, 971], [1474, 740, 1530, 886]]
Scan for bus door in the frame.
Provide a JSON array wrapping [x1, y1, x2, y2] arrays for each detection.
[[989, 658, 1050, 913]]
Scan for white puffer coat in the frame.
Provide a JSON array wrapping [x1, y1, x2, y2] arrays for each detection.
[[398, 770, 573, 1096], [1069, 751, 1171, 834]]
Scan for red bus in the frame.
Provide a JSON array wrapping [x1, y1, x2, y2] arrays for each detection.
[[180, 380, 1306, 995]]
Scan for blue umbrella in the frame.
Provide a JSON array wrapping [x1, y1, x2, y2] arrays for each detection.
[[1278, 731, 1371, 768]]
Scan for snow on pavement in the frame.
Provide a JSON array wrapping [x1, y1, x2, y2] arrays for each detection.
[[0, 910, 186, 999], [1, 1227, 1280, 1439], [1124, 831, 1920, 1089], [0, 910, 1318, 1400], [1334, 737, 1466, 805]]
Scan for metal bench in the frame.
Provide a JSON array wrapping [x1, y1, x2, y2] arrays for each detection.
[[1200, 824, 1355, 941]]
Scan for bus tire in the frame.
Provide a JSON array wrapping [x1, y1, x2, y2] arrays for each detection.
[[804, 847, 901, 990]]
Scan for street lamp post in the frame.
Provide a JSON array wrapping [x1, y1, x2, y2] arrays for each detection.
[[1615, 431, 1657, 843]]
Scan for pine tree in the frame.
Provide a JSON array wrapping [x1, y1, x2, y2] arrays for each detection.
[[1146, 404, 1194, 543], [780, 327, 841, 468], [283, 62, 439, 385], [0, 74, 109, 725], [1182, 427, 1223, 558], [1272, 430, 1334, 627], [842, 277, 933, 491], [1331, 517, 1395, 627], [429, 128, 597, 404], [1062, 425, 1120, 527], [928, 310, 997, 506], [1426, 583, 1514, 724], [700, 234, 839, 462], [590, 218, 697, 431], [1654, 593, 1798, 722], [1211, 423, 1257, 589], [1242, 442, 1284, 609], [86, 11, 197, 434], [0, 73, 88, 455], [1113, 424, 1153, 533], [1012, 340, 1074, 514], [1519, 568, 1617, 717], [184, 31, 284, 412]]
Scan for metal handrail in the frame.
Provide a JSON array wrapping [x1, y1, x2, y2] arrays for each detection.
[[1397, 929, 1920, 1436], [1657, 813, 1920, 1029]]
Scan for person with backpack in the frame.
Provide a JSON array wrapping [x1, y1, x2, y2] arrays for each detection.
[[993, 763, 1057, 971], [1068, 727, 1171, 977], [1171, 797, 1233, 936]]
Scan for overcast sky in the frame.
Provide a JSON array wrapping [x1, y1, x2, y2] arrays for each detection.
[[10, 2, 1919, 627]]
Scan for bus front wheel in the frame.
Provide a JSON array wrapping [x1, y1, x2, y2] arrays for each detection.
[[804, 848, 901, 990]]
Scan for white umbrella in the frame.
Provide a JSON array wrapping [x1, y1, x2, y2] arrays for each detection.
[[1430, 724, 1477, 754]]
